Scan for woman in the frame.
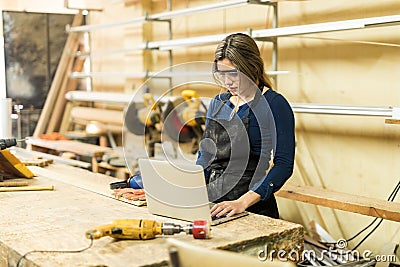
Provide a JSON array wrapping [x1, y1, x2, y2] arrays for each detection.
[[196, 33, 295, 219]]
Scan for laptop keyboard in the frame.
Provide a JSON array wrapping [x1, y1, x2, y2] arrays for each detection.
[[211, 214, 227, 221], [210, 211, 248, 226]]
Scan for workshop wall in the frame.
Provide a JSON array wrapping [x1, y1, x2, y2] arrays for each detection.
[[275, 0, 400, 253]]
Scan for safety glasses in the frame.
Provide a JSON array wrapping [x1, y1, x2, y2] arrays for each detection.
[[213, 60, 240, 85]]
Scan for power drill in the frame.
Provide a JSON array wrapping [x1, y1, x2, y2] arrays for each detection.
[[85, 219, 210, 240], [0, 138, 17, 150]]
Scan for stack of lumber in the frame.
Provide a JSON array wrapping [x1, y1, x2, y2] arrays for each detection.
[[33, 12, 84, 137]]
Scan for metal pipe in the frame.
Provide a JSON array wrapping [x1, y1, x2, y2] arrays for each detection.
[[69, 70, 289, 79], [271, 2, 278, 88], [150, 15, 400, 50], [69, 0, 249, 32], [291, 103, 393, 117], [148, 0, 248, 21], [64, 90, 396, 118]]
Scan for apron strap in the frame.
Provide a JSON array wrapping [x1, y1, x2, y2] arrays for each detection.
[[211, 92, 232, 117]]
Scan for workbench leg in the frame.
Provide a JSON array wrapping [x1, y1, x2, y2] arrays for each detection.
[[92, 157, 99, 173]]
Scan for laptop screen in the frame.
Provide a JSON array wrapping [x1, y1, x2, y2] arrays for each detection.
[[138, 158, 212, 222], [138, 158, 249, 225]]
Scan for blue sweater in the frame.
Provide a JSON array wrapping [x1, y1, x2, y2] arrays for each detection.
[[196, 89, 295, 201]]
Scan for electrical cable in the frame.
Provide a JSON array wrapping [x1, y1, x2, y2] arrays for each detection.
[[345, 181, 400, 243], [352, 217, 384, 251], [304, 182, 399, 265], [350, 181, 400, 251], [320, 181, 400, 249], [15, 236, 94, 267]]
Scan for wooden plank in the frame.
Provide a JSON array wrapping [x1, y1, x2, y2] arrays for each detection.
[[385, 118, 400, 125], [59, 102, 75, 133], [71, 117, 123, 133], [1, 165, 304, 267], [22, 158, 53, 167], [46, 45, 86, 133], [26, 138, 111, 158], [11, 146, 91, 169], [65, 91, 133, 104], [33, 12, 84, 137], [70, 106, 124, 126], [26, 138, 112, 172], [276, 183, 400, 222], [0, 149, 35, 178]]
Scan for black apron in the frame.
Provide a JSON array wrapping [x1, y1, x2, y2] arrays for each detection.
[[200, 91, 279, 218]]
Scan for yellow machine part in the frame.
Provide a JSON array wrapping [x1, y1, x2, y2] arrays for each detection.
[[181, 90, 201, 127], [0, 149, 35, 178], [137, 93, 161, 127], [87, 219, 164, 240]]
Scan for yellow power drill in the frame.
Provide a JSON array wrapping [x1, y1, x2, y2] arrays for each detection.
[[85, 219, 210, 240]]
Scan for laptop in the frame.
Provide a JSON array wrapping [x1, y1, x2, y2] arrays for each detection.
[[138, 158, 248, 226]]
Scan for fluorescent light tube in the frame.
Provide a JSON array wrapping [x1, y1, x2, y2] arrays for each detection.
[[148, 0, 248, 20], [252, 15, 400, 38], [69, 0, 252, 32]]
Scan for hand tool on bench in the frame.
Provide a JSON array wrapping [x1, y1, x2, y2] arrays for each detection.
[[0, 185, 54, 192], [86, 219, 210, 240], [0, 138, 17, 150], [0, 180, 29, 187]]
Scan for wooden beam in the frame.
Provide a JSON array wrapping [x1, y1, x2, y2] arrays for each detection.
[[11, 147, 91, 169], [46, 46, 86, 133], [276, 184, 400, 222], [385, 118, 400, 125], [33, 12, 84, 137], [70, 106, 124, 126]]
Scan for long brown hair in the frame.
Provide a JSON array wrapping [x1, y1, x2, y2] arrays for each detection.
[[214, 33, 274, 90]]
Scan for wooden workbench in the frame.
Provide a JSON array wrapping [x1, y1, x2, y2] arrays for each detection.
[[0, 163, 303, 267]]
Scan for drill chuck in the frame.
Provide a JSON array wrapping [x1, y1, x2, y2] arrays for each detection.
[[162, 223, 184, 235], [162, 220, 209, 239], [0, 138, 17, 150]]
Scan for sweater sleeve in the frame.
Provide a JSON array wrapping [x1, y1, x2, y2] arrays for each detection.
[[251, 93, 295, 201]]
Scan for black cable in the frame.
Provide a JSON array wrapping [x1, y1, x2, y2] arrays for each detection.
[[345, 180, 400, 243], [15, 236, 94, 267], [320, 181, 400, 248], [346, 181, 400, 243], [352, 218, 384, 251], [350, 181, 400, 250]]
